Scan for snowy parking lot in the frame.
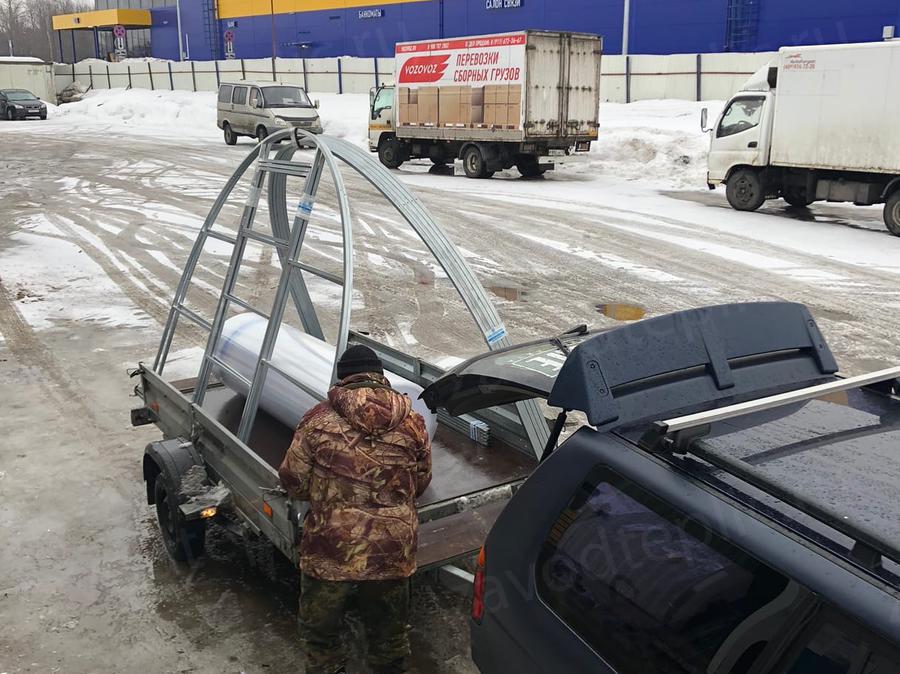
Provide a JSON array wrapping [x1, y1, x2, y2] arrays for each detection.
[[2, 89, 900, 673]]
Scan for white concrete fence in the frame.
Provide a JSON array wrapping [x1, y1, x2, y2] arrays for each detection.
[[50, 51, 776, 103]]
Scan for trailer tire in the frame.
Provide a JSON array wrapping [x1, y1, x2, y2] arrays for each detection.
[[727, 169, 766, 211], [378, 137, 406, 169], [463, 145, 493, 179], [223, 123, 237, 146], [885, 192, 900, 236], [154, 475, 206, 562]]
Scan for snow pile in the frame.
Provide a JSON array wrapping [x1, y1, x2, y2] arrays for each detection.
[[51, 88, 219, 136], [314, 93, 369, 147], [586, 99, 724, 189]]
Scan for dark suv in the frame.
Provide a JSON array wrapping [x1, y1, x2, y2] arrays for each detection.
[[423, 302, 900, 674], [0, 89, 47, 120]]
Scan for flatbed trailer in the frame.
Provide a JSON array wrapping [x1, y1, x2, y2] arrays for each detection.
[[131, 128, 550, 577]]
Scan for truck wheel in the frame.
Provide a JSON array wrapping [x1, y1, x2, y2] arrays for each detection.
[[154, 475, 205, 562], [379, 137, 406, 169], [223, 123, 237, 146], [783, 189, 813, 208], [256, 125, 268, 143], [726, 169, 766, 211], [516, 156, 546, 178], [463, 146, 493, 179], [885, 192, 900, 236]]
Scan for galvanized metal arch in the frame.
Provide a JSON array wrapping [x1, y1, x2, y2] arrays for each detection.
[[154, 127, 548, 454]]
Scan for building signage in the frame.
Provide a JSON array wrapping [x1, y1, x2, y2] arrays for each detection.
[[358, 8, 383, 19], [486, 0, 522, 8]]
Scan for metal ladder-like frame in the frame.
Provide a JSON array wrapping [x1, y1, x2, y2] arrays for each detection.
[[153, 128, 550, 458]]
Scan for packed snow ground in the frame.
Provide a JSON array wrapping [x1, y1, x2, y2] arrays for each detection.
[[3, 87, 899, 373]]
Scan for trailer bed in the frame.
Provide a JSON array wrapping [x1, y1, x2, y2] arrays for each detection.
[[192, 381, 536, 567]]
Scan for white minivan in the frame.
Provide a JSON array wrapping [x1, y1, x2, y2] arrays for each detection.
[[217, 80, 323, 145]]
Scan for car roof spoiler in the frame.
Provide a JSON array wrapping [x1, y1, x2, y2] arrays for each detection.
[[423, 302, 839, 431]]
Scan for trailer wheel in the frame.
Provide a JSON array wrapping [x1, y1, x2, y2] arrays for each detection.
[[154, 475, 206, 562], [463, 146, 493, 179], [885, 192, 900, 236], [223, 123, 237, 146], [378, 137, 406, 169], [726, 169, 766, 211]]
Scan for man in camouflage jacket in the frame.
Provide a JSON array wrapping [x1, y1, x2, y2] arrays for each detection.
[[278, 345, 432, 674]]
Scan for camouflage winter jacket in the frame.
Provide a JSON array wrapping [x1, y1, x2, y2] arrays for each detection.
[[278, 373, 432, 581]]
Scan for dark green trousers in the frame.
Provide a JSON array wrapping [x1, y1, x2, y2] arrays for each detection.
[[299, 573, 411, 674]]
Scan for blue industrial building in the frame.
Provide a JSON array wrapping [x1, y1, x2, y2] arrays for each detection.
[[131, 0, 900, 61]]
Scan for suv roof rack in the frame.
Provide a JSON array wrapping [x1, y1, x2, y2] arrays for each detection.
[[642, 366, 900, 571]]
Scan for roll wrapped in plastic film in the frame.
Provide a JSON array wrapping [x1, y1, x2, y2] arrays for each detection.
[[212, 313, 438, 440]]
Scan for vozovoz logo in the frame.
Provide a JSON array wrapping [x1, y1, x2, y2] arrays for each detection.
[[398, 54, 451, 84]]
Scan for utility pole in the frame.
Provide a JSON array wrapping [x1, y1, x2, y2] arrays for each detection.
[[622, 0, 630, 56], [175, 0, 184, 60]]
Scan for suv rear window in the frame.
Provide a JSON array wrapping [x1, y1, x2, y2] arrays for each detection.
[[537, 468, 790, 674], [218, 85, 233, 103]]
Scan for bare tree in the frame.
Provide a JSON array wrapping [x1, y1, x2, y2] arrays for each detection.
[[0, 0, 92, 61]]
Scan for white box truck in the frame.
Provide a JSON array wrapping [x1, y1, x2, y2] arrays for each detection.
[[368, 31, 602, 178], [704, 40, 900, 235]]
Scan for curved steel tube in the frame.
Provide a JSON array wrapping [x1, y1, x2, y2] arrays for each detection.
[[155, 127, 548, 453]]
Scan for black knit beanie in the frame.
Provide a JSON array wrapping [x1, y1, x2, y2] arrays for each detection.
[[336, 344, 384, 379]]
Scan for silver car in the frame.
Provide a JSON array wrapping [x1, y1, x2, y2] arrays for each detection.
[[216, 80, 322, 145]]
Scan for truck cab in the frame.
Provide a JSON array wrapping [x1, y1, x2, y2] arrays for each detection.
[[704, 42, 900, 235], [704, 66, 778, 208], [706, 91, 774, 185], [368, 85, 395, 152], [368, 85, 406, 168]]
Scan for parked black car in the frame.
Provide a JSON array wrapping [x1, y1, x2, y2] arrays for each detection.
[[0, 89, 47, 120], [423, 302, 900, 674]]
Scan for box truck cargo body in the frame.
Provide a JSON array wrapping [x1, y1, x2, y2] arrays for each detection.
[[705, 40, 900, 235], [368, 31, 602, 179]]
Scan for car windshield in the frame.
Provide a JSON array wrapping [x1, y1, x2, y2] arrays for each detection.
[[7, 91, 37, 101], [262, 86, 311, 108]]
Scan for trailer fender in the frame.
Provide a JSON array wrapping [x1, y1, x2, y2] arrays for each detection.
[[881, 176, 900, 200], [142, 438, 203, 506]]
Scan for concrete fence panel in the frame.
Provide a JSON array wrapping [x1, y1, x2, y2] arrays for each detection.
[[192, 62, 219, 91], [170, 61, 195, 91], [701, 52, 775, 101], [52, 51, 780, 103], [305, 58, 340, 93]]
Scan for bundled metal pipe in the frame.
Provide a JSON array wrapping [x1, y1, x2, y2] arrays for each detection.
[[213, 313, 438, 439]]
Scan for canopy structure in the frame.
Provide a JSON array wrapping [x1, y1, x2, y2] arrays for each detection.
[[51, 9, 151, 62]]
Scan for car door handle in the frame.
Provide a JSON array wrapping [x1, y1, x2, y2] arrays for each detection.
[[748, 141, 758, 148]]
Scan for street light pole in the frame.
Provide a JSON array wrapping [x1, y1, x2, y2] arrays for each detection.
[[175, 0, 184, 61], [622, 0, 630, 56], [270, 0, 277, 78]]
